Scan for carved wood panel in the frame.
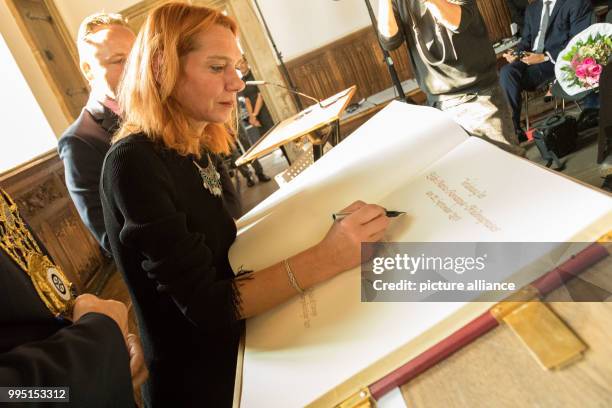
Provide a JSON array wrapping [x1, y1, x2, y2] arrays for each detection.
[[477, 0, 513, 43], [0, 152, 111, 292], [286, 27, 414, 103]]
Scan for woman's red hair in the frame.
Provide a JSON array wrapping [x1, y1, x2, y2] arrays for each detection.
[[115, 2, 238, 156]]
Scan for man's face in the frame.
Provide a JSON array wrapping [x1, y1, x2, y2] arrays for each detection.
[[80, 25, 135, 100]]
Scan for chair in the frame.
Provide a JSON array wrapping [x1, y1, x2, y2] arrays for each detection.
[[522, 79, 555, 130]]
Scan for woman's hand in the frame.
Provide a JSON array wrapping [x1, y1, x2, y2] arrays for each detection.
[[316, 201, 389, 275]]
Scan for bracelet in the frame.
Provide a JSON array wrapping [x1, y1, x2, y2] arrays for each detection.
[[283, 258, 304, 295]]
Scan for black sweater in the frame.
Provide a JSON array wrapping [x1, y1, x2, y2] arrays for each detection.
[[101, 134, 242, 407]]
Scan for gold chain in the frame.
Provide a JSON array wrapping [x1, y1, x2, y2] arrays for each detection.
[[0, 189, 43, 270], [0, 188, 75, 318]]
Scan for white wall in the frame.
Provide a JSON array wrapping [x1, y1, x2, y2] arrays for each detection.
[[54, 0, 142, 39], [255, 0, 378, 60], [0, 33, 57, 173]]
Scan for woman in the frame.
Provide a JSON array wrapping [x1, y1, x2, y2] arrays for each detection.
[[101, 3, 389, 406]]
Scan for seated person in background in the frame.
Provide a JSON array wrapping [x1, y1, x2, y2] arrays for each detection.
[[100, 3, 390, 406], [0, 187, 146, 406], [500, 0, 592, 138], [58, 13, 135, 253], [378, 0, 524, 156]]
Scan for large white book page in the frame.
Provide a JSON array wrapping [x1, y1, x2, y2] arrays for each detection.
[[236, 102, 468, 236], [230, 103, 612, 408]]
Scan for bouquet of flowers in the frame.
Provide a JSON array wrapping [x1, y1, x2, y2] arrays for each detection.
[[556, 23, 612, 96]]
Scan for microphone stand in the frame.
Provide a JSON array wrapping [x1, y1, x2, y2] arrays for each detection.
[[245, 81, 322, 108], [252, 0, 304, 111], [363, 0, 415, 104]]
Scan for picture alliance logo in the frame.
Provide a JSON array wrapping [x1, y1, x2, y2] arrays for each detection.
[[371, 253, 488, 275]]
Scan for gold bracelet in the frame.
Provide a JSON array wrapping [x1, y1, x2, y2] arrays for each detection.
[[283, 258, 304, 295]]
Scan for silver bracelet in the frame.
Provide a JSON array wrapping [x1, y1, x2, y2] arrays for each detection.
[[283, 258, 304, 295]]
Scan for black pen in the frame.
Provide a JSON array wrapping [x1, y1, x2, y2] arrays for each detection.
[[332, 210, 406, 221]]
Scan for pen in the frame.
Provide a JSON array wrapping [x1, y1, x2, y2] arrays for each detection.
[[332, 210, 406, 221]]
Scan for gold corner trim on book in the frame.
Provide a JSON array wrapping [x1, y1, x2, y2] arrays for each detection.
[[491, 288, 586, 371], [335, 387, 374, 408], [597, 231, 612, 244], [490, 286, 541, 321]]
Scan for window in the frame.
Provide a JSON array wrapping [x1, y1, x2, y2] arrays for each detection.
[[0, 32, 57, 174]]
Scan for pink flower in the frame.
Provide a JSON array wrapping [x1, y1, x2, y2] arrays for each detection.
[[571, 56, 581, 68], [575, 65, 588, 78], [589, 64, 603, 76], [585, 76, 599, 86], [582, 57, 596, 66]]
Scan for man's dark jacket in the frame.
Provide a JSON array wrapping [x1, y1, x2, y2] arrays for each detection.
[[517, 0, 592, 60], [58, 98, 119, 252]]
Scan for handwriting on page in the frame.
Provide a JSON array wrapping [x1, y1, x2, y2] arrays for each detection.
[[299, 291, 318, 329], [425, 172, 501, 232]]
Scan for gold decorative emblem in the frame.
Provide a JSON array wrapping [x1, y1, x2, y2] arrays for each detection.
[[0, 189, 75, 318]]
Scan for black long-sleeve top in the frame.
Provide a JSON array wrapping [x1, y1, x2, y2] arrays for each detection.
[[100, 134, 243, 407]]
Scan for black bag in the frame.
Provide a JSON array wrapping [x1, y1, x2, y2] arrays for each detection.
[[537, 114, 578, 158]]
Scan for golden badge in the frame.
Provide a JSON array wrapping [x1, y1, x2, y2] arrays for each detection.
[[27, 252, 75, 318]]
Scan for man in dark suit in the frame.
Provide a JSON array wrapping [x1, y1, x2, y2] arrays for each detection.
[[0, 187, 146, 406], [500, 0, 592, 137], [58, 13, 135, 253]]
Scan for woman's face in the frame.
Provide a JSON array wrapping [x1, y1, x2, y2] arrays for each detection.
[[174, 25, 245, 125]]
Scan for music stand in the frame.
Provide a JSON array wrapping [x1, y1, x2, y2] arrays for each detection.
[[234, 86, 356, 166]]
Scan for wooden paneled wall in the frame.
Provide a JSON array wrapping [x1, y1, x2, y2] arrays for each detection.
[[286, 27, 414, 103], [478, 0, 513, 43], [286, 0, 512, 102], [0, 152, 112, 294]]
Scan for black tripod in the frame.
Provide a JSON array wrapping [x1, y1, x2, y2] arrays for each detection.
[[252, 0, 304, 111], [363, 0, 415, 104]]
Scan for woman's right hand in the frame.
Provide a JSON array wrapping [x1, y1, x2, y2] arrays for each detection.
[[316, 201, 389, 275]]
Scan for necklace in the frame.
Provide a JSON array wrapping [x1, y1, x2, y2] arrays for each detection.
[[0, 189, 75, 318], [193, 153, 222, 197]]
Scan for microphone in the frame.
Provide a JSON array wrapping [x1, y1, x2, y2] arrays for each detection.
[[245, 80, 323, 108]]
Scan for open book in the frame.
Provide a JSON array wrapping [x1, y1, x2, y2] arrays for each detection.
[[229, 102, 612, 407]]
